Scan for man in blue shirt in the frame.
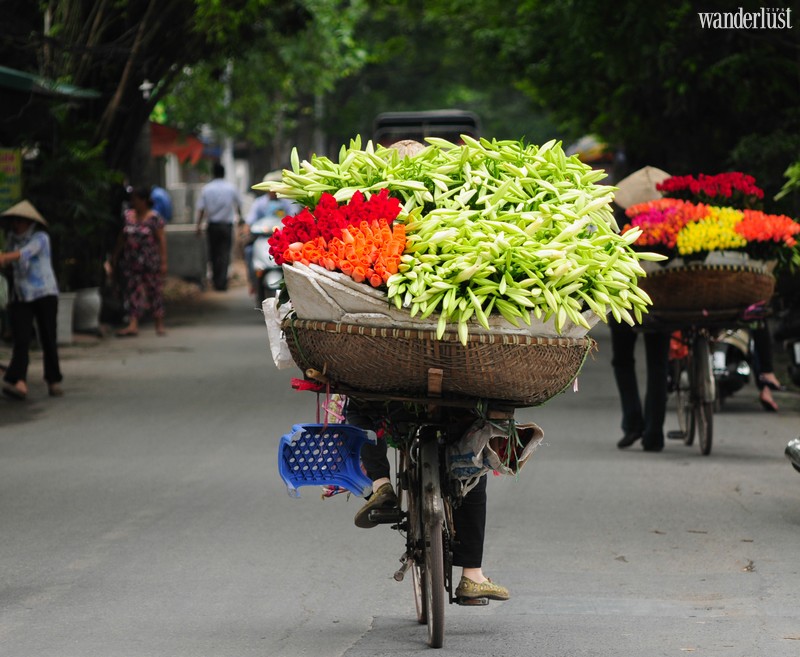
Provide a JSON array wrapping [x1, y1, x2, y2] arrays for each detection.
[[195, 163, 242, 291]]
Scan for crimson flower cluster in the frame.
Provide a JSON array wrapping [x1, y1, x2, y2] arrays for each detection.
[[656, 172, 764, 208], [268, 188, 402, 265]]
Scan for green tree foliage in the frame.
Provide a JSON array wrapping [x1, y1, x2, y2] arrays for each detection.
[[161, 0, 369, 151], [322, 0, 559, 147], [422, 0, 799, 210], [0, 0, 315, 170], [0, 0, 318, 284]]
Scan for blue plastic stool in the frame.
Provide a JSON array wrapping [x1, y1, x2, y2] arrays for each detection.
[[278, 424, 376, 498]]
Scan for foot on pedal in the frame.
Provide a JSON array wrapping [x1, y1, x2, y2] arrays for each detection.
[[454, 576, 510, 601], [456, 596, 490, 606]]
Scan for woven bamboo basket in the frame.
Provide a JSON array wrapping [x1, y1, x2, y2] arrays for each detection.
[[282, 318, 595, 407], [638, 264, 775, 320]]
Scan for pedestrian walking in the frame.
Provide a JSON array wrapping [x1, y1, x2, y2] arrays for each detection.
[[610, 166, 672, 452], [195, 162, 242, 291], [0, 200, 63, 400], [108, 186, 168, 337]]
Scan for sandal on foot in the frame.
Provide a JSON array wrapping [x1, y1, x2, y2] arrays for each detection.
[[760, 397, 778, 412], [758, 376, 786, 392], [455, 576, 510, 601], [116, 329, 138, 338], [354, 483, 397, 529], [2, 381, 27, 401]]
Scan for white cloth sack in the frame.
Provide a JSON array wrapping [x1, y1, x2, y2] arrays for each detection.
[[262, 297, 295, 370]]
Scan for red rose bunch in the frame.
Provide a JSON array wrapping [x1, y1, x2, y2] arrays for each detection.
[[656, 172, 764, 209], [268, 188, 402, 265]]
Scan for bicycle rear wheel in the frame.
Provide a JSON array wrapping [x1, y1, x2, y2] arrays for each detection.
[[424, 518, 445, 648], [420, 438, 445, 648]]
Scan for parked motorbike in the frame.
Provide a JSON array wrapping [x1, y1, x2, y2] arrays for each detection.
[[786, 438, 800, 474], [248, 216, 283, 306], [712, 328, 751, 408], [774, 309, 800, 388]]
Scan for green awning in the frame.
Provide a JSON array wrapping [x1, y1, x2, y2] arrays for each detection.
[[0, 64, 100, 99]]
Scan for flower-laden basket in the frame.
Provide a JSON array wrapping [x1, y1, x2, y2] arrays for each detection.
[[282, 317, 595, 407], [638, 263, 775, 321]]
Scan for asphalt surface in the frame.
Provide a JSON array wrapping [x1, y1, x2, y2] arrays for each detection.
[[1, 282, 799, 657]]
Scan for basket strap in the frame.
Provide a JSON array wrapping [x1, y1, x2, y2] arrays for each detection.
[[285, 313, 318, 373]]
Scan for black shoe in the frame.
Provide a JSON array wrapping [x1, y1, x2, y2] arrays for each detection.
[[642, 441, 664, 452], [617, 432, 641, 449]]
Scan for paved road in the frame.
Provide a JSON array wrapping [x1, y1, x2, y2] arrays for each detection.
[[1, 285, 798, 657]]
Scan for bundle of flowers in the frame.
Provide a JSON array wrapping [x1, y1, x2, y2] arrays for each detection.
[[656, 172, 764, 208], [269, 189, 405, 287], [259, 136, 665, 343], [623, 196, 800, 266]]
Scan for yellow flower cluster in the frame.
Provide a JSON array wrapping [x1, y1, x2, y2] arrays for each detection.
[[676, 206, 747, 255]]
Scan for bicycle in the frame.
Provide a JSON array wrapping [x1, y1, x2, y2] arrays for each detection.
[[277, 319, 586, 648], [668, 325, 716, 455], [279, 369, 528, 649], [660, 303, 774, 455]]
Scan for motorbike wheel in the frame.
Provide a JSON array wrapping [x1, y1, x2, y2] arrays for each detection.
[[693, 335, 715, 456], [676, 362, 695, 446]]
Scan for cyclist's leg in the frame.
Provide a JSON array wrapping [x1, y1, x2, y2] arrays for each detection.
[[346, 399, 396, 527], [452, 476, 509, 600]]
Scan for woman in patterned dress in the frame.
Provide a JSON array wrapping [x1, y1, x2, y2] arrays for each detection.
[[109, 186, 168, 337]]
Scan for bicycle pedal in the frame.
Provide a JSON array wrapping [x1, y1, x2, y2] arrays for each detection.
[[455, 596, 490, 606], [667, 430, 686, 441], [367, 508, 404, 524]]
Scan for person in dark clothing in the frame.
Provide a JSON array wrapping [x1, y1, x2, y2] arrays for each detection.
[[611, 321, 671, 451], [751, 324, 785, 412], [610, 166, 672, 452]]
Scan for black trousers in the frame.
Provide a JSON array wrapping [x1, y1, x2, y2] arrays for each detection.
[[4, 295, 63, 386], [610, 321, 670, 448], [206, 222, 233, 291], [750, 324, 774, 387], [354, 404, 487, 569]]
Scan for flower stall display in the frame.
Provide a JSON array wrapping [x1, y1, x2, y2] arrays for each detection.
[[621, 172, 800, 318], [258, 136, 666, 405]]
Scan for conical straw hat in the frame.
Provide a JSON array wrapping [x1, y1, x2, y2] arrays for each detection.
[[0, 200, 48, 227], [614, 166, 671, 209]]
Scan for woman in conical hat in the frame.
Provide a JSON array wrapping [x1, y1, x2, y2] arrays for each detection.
[[0, 199, 63, 400]]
